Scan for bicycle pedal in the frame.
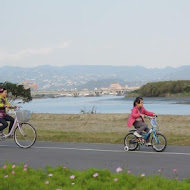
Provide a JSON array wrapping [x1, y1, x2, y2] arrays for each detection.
[[145, 144, 152, 147], [137, 138, 143, 142]]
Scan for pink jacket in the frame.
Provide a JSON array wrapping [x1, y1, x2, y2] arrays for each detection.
[[127, 106, 154, 127]]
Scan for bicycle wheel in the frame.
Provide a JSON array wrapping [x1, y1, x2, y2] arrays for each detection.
[[124, 133, 138, 151], [151, 133, 167, 152], [14, 123, 37, 148]]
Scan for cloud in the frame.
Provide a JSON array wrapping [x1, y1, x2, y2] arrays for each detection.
[[0, 42, 69, 61]]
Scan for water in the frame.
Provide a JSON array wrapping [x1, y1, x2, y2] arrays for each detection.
[[18, 96, 190, 115]]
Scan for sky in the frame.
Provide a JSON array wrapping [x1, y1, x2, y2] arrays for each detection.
[[0, 0, 190, 68]]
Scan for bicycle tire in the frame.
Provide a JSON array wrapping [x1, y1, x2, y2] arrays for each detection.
[[14, 123, 37, 148], [151, 133, 167, 152], [124, 133, 138, 151]]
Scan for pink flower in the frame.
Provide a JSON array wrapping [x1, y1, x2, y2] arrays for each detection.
[[3, 165, 7, 169], [56, 189, 62, 190], [48, 173, 53, 177], [93, 173, 99, 178], [45, 181, 49, 185], [23, 168, 27, 171], [70, 175, 75, 179], [4, 175, 8, 178], [12, 164, 16, 169], [12, 171, 15, 174], [114, 178, 118, 181], [116, 167, 122, 173], [127, 170, 131, 174], [24, 164, 28, 168], [173, 169, 177, 172]]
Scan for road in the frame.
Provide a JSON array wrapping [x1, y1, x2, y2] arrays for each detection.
[[0, 140, 190, 180]]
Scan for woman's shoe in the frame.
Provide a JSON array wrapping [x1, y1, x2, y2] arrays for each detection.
[[7, 134, 14, 139], [0, 131, 5, 140]]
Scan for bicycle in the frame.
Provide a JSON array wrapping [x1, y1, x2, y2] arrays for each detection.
[[124, 116, 167, 152], [0, 107, 37, 148]]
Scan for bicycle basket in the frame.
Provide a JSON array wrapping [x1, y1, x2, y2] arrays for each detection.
[[16, 110, 31, 123], [150, 118, 157, 127]]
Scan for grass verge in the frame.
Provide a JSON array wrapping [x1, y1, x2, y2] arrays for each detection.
[[36, 130, 190, 146], [37, 130, 125, 144], [1, 163, 190, 190]]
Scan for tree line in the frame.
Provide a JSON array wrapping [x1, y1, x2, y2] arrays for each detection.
[[128, 80, 190, 97], [0, 82, 32, 103]]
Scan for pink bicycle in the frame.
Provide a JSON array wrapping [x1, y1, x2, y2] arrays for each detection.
[[1, 107, 37, 148]]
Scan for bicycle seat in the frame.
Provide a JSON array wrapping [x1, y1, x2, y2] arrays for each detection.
[[129, 129, 136, 133]]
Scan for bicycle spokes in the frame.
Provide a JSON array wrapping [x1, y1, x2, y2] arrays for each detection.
[[14, 123, 37, 148], [154, 135, 160, 144], [151, 133, 167, 152]]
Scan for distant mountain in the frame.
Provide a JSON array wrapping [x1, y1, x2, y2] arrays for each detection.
[[0, 65, 190, 90]]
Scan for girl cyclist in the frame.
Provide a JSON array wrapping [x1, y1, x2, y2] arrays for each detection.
[[127, 97, 156, 146]]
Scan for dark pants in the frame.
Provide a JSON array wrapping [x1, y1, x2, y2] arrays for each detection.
[[0, 115, 15, 133], [133, 121, 150, 142]]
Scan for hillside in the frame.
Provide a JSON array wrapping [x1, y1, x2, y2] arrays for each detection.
[[0, 65, 190, 90]]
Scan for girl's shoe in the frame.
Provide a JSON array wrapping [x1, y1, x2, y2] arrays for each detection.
[[145, 142, 152, 146], [134, 131, 142, 138]]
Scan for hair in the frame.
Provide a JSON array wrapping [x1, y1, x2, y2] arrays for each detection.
[[133, 97, 143, 107], [0, 88, 6, 93]]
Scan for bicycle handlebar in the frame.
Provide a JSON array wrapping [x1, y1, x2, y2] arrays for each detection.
[[7, 105, 21, 110], [145, 115, 158, 120]]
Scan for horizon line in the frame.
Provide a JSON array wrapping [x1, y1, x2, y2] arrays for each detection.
[[0, 64, 189, 69]]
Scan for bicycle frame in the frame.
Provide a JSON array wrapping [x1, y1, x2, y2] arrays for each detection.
[[149, 117, 160, 142], [142, 117, 159, 143], [129, 116, 158, 145], [3, 109, 23, 139]]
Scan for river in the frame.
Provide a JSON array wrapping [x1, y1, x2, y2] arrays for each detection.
[[18, 96, 190, 115]]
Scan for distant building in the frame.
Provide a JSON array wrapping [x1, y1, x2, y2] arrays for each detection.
[[21, 81, 38, 91], [109, 83, 122, 90], [124, 85, 129, 89]]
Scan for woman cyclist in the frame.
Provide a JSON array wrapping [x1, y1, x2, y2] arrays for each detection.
[[0, 88, 15, 138]]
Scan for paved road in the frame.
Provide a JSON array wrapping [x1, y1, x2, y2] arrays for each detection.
[[0, 140, 190, 180]]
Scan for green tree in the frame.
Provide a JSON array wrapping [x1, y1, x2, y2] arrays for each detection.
[[0, 82, 32, 103], [128, 80, 190, 97]]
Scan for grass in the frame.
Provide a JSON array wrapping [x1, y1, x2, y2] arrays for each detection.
[[37, 130, 124, 144], [1, 163, 190, 190], [25, 113, 190, 146], [166, 133, 190, 146], [36, 130, 190, 145]]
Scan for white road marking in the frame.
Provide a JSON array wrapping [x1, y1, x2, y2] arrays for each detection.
[[1, 145, 190, 156], [27, 146, 190, 156]]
